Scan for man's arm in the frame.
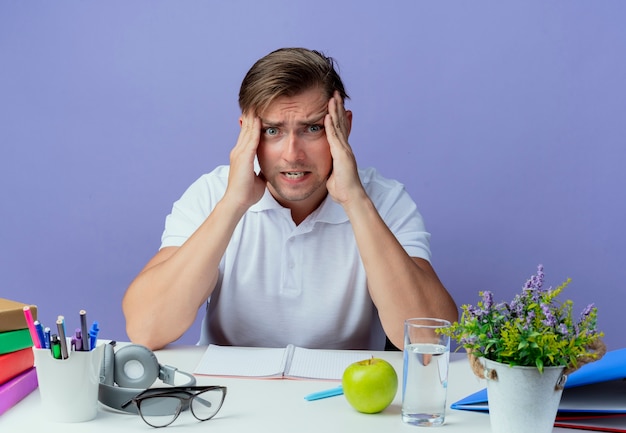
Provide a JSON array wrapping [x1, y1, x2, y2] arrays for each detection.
[[122, 115, 266, 350], [341, 198, 457, 349], [324, 92, 458, 349]]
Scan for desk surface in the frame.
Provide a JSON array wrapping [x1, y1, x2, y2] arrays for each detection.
[[0, 344, 579, 432]]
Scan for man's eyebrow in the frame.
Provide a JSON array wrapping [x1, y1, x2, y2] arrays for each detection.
[[260, 113, 327, 127], [303, 114, 327, 125], [259, 118, 283, 127]]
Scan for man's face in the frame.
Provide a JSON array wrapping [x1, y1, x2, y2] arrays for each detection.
[[256, 87, 334, 211]]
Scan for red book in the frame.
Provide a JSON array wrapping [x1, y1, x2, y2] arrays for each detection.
[[0, 348, 34, 384], [555, 413, 626, 432]]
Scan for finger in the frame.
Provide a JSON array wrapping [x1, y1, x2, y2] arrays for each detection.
[[332, 90, 345, 114], [324, 112, 339, 142], [236, 114, 261, 152], [326, 106, 347, 147], [239, 113, 257, 136], [329, 93, 349, 135]]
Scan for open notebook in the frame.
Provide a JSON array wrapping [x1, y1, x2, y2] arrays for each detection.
[[194, 344, 372, 381]]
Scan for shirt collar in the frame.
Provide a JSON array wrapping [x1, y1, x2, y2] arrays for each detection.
[[249, 189, 348, 225]]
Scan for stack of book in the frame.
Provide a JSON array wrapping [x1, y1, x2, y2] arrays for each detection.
[[0, 298, 39, 416]]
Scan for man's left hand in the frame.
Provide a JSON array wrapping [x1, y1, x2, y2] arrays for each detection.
[[325, 91, 365, 205]]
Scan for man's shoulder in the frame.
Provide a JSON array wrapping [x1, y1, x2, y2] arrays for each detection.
[[193, 165, 230, 187], [358, 167, 404, 191], [176, 166, 231, 202], [203, 165, 231, 179]]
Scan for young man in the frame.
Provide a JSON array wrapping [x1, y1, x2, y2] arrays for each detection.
[[123, 48, 457, 351]]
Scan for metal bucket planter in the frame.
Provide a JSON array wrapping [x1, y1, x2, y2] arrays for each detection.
[[482, 358, 567, 433]]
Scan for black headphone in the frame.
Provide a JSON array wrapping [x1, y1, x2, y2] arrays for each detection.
[[98, 342, 196, 414]]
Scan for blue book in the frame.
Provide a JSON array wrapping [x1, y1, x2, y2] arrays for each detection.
[[451, 348, 626, 414]]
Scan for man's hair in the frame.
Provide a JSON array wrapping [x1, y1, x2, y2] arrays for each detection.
[[238, 47, 349, 115]]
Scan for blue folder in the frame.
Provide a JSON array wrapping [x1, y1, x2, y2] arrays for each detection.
[[451, 348, 626, 413]]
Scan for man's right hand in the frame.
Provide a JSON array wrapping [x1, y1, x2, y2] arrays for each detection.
[[224, 113, 267, 210]]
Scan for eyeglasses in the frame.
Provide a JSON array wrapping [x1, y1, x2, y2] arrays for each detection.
[[121, 386, 227, 428]]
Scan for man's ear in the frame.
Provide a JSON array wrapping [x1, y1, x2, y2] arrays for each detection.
[[239, 116, 243, 127], [345, 110, 353, 136]]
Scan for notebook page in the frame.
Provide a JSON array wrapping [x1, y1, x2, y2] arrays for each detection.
[[286, 347, 372, 380], [194, 344, 288, 378]]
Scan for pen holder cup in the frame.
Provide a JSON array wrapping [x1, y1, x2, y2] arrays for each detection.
[[33, 344, 104, 423]]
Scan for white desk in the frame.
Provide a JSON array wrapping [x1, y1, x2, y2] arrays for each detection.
[[0, 344, 578, 432]]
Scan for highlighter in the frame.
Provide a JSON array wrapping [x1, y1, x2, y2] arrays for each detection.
[[50, 335, 62, 360], [22, 306, 41, 349]]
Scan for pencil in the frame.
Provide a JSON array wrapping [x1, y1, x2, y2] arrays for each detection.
[[56, 319, 69, 359], [80, 310, 89, 351]]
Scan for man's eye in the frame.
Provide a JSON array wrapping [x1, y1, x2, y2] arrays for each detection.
[[264, 127, 279, 136], [307, 124, 324, 133]]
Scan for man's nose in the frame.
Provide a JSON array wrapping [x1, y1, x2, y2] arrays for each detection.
[[282, 132, 305, 161]]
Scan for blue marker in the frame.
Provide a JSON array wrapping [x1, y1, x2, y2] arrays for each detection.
[[88, 321, 99, 351], [34, 321, 46, 349], [43, 327, 51, 349]]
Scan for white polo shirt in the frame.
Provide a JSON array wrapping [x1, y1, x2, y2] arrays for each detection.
[[161, 165, 432, 350]]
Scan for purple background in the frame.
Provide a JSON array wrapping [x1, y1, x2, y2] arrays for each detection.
[[1, 2, 624, 350]]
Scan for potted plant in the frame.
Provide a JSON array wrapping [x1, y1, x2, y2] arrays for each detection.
[[442, 265, 605, 433]]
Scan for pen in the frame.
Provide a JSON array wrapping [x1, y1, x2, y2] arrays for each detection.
[[34, 320, 46, 349], [304, 385, 344, 401], [56, 319, 69, 359], [22, 306, 41, 348], [89, 321, 99, 351], [79, 310, 89, 351], [50, 334, 62, 359]]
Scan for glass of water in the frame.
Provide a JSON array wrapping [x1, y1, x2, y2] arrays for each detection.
[[402, 318, 451, 427]]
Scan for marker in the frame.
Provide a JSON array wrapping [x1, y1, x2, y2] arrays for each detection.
[[43, 327, 52, 349], [22, 306, 41, 348], [71, 329, 83, 352], [304, 385, 344, 401], [88, 321, 100, 351], [34, 320, 46, 349], [50, 335, 62, 359], [79, 310, 89, 351], [56, 319, 69, 359]]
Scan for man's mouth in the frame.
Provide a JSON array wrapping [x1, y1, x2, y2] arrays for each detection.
[[283, 171, 307, 179]]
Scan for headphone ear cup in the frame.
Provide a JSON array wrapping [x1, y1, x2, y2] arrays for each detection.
[[113, 344, 160, 389]]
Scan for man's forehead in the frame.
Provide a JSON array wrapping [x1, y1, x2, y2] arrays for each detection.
[[260, 89, 328, 124]]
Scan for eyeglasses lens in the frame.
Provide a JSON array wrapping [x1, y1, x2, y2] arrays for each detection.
[[191, 388, 226, 421], [138, 395, 183, 428]]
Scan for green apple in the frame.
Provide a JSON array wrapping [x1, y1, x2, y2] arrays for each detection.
[[341, 357, 398, 414]]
